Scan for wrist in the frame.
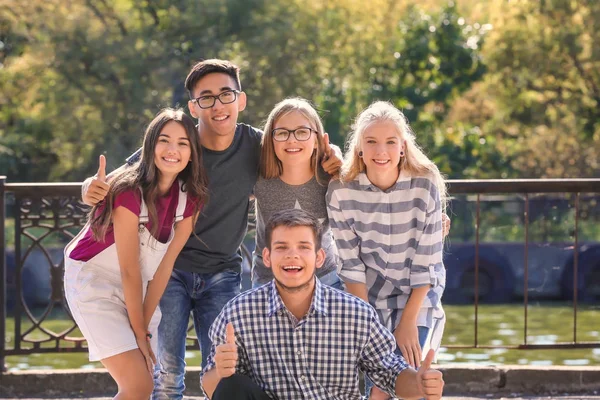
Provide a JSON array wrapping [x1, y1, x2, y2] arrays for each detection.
[[399, 313, 418, 325], [134, 329, 150, 339]]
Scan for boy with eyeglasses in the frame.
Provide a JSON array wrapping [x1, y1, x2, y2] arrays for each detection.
[[81, 59, 341, 399]]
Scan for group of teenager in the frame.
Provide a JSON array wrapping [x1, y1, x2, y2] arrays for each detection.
[[63, 59, 448, 400]]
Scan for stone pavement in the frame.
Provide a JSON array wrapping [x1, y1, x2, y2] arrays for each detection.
[[13, 396, 600, 400], [2, 365, 600, 398]]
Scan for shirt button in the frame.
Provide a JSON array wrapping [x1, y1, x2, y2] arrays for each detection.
[[297, 350, 302, 356], [300, 375, 306, 381]]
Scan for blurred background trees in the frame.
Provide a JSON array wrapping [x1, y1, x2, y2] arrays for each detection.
[[1, 0, 598, 181]]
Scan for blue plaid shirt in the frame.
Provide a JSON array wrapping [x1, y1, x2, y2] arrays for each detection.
[[202, 278, 409, 399]]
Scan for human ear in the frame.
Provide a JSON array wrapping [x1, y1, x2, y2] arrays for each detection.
[[188, 100, 198, 118], [315, 248, 325, 269], [237, 91, 247, 112], [262, 247, 272, 269]]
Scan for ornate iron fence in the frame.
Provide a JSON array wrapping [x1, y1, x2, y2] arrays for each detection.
[[1, 176, 600, 373]]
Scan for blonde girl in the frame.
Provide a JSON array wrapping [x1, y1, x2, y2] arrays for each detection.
[[252, 97, 343, 289], [327, 101, 446, 400]]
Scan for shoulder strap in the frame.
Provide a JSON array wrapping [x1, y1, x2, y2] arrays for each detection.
[[174, 180, 187, 223], [139, 188, 149, 224]]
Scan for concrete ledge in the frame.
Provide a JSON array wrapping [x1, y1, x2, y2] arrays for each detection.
[[501, 365, 600, 394], [1, 365, 600, 397], [439, 364, 504, 393]]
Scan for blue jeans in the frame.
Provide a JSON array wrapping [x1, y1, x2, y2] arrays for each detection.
[[318, 269, 345, 290], [152, 269, 241, 400], [365, 326, 430, 399]]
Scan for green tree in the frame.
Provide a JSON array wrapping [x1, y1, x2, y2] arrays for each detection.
[[447, 0, 600, 178]]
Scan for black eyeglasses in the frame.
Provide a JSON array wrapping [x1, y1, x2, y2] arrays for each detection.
[[193, 90, 240, 109], [271, 127, 316, 142]]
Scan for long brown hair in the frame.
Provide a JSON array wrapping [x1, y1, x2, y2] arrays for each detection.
[[90, 108, 208, 241], [260, 97, 326, 184], [342, 101, 447, 210]]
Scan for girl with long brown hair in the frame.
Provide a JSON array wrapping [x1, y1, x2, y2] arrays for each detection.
[[64, 108, 208, 399]]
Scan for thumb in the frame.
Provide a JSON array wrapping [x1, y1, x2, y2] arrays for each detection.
[[97, 155, 107, 182], [419, 349, 434, 372], [322, 132, 332, 155], [226, 322, 235, 345]]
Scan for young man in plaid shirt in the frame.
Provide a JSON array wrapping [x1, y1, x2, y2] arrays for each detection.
[[201, 209, 444, 400]]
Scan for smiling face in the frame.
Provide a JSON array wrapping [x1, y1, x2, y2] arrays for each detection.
[[360, 120, 406, 190], [188, 72, 246, 139], [271, 110, 318, 170], [153, 121, 192, 178], [263, 225, 325, 293]]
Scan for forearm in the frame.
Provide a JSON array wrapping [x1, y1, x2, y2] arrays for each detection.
[[121, 268, 146, 336], [345, 281, 369, 303], [402, 286, 429, 323], [394, 368, 422, 399], [143, 217, 193, 325], [142, 256, 176, 326], [202, 368, 222, 399]]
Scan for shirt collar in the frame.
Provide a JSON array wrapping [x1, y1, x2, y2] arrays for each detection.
[[266, 277, 328, 318], [358, 169, 412, 192]]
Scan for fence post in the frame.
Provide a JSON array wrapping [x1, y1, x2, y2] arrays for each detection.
[[0, 176, 6, 373]]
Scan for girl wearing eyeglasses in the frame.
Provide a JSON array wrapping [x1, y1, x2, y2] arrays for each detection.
[[251, 97, 344, 289]]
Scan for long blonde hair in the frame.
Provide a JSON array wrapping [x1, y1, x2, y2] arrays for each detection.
[[260, 98, 326, 184], [341, 101, 447, 210]]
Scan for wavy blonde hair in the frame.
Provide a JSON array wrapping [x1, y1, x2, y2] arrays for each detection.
[[260, 98, 326, 184], [341, 101, 447, 210]]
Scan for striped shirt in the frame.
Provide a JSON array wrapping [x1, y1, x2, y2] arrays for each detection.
[[326, 171, 445, 332], [202, 278, 409, 399]]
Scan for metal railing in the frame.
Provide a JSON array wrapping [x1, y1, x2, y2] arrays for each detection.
[[1, 176, 600, 372], [446, 179, 600, 350]]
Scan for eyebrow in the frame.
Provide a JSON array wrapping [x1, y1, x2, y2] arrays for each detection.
[[159, 133, 190, 141], [272, 240, 314, 245], [273, 125, 313, 130], [198, 86, 235, 96], [365, 136, 398, 140]]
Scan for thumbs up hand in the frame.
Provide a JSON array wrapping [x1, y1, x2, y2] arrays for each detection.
[[83, 155, 111, 206], [215, 322, 238, 379], [416, 350, 444, 400], [319, 133, 343, 176]]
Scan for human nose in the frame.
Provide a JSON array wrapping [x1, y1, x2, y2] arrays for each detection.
[[375, 143, 387, 154], [287, 132, 299, 142], [284, 248, 300, 258], [167, 142, 178, 153], [212, 95, 227, 109]]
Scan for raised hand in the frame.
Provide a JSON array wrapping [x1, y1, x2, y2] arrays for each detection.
[[320, 132, 342, 176], [215, 322, 238, 379], [83, 155, 110, 206], [416, 350, 444, 400]]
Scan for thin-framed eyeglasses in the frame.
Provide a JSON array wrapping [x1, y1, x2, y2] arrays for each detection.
[[193, 90, 240, 109], [272, 127, 317, 142]]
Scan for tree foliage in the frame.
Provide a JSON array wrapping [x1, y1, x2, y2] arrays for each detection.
[[0, 0, 597, 181]]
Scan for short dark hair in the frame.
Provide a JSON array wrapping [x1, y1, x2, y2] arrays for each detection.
[[184, 59, 241, 98], [265, 209, 323, 250]]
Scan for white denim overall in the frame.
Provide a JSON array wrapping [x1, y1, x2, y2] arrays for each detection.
[[64, 186, 187, 361]]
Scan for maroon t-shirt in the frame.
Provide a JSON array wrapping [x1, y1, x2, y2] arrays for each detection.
[[70, 181, 198, 261]]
